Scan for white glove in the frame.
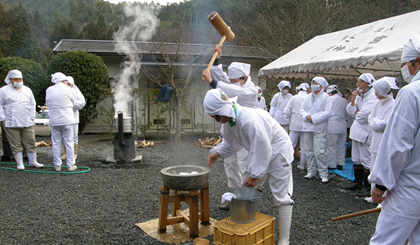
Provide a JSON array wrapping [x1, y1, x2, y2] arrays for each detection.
[[221, 192, 236, 204]]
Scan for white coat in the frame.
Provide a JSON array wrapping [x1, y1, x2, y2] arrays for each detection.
[[210, 64, 258, 108], [347, 88, 378, 143], [369, 72, 420, 220], [46, 82, 76, 126], [256, 96, 267, 111], [325, 94, 348, 134], [270, 92, 292, 125], [210, 104, 294, 179], [299, 91, 331, 133], [284, 91, 307, 131], [368, 96, 395, 154], [0, 84, 36, 128], [72, 85, 86, 124]]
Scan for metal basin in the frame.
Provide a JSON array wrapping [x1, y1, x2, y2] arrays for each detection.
[[160, 165, 209, 191], [228, 188, 262, 223]]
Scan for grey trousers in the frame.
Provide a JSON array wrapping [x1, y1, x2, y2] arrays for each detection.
[[3, 126, 37, 155]]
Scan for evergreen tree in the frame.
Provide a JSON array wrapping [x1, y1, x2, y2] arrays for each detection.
[[58, 22, 68, 40], [5, 5, 47, 65], [95, 14, 108, 40], [33, 10, 44, 30], [107, 26, 115, 40], [68, 21, 78, 39], [86, 20, 96, 40]]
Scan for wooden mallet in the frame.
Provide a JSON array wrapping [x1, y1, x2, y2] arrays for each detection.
[[202, 12, 235, 80], [331, 207, 381, 221]]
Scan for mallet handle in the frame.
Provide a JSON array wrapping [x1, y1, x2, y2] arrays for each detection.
[[202, 36, 226, 81], [331, 207, 381, 221]]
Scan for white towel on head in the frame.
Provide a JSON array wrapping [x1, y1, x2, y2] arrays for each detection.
[[221, 192, 236, 204]]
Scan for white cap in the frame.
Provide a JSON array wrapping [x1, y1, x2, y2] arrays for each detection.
[[278, 80, 291, 90], [298, 83, 310, 91], [311, 77, 329, 89], [358, 73, 376, 85], [326, 85, 339, 94], [401, 34, 420, 63], [66, 76, 74, 85], [372, 77, 399, 97], [51, 72, 67, 83], [228, 62, 251, 79], [4, 70, 22, 84], [203, 89, 236, 118]]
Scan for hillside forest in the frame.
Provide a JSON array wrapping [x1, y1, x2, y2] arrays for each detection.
[[1, 0, 419, 67]]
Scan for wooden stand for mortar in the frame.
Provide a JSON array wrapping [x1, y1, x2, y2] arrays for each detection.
[[158, 182, 210, 238]]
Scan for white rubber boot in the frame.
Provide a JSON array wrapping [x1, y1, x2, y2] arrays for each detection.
[[277, 205, 293, 245], [13, 152, 24, 170], [27, 152, 44, 168]]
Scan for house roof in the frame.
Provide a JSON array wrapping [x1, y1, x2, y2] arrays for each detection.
[[53, 39, 273, 63], [259, 10, 420, 80]]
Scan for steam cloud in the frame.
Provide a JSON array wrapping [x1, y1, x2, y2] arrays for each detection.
[[112, 4, 160, 117]]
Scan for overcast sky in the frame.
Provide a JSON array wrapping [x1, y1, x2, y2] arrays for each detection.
[[106, 0, 185, 5]]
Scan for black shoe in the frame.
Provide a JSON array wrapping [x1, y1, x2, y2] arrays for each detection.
[[337, 165, 343, 170], [219, 203, 229, 211], [356, 187, 371, 197], [343, 182, 362, 190]]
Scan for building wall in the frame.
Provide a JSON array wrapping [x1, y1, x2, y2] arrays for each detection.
[[83, 56, 267, 135]]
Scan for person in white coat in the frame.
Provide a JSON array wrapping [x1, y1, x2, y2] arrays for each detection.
[[300, 77, 331, 183], [46, 72, 76, 172], [0, 70, 44, 170], [325, 85, 348, 170], [205, 89, 294, 245], [284, 83, 309, 171], [369, 34, 420, 245], [364, 77, 398, 203], [256, 86, 267, 111], [202, 45, 258, 210], [61, 76, 85, 160], [270, 80, 293, 133], [344, 73, 378, 195]]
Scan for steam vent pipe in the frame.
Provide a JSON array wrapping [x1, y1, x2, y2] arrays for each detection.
[[118, 112, 125, 146]]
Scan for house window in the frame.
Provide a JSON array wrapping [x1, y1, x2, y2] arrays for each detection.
[[154, 119, 166, 125]]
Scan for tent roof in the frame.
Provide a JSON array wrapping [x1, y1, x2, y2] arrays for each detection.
[[259, 10, 420, 80]]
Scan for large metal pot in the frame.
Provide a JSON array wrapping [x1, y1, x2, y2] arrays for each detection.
[[228, 188, 262, 223], [112, 115, 132, 133]]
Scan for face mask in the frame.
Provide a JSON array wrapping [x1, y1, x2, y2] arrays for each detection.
[[282, 89, 289, 95], [401, 64, 414, 84], [311, 85, 320, 91], [258, 93, 262, 99], [13, 82, 23, 88], [356, 83, 365, 93], [344, 94, 349, 98]]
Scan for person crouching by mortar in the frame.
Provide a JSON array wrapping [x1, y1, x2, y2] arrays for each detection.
[[204, 89, 294, 245], [46, 72, 76, 172], [0, 70, 44, 170], [61, 76, 85, 160]]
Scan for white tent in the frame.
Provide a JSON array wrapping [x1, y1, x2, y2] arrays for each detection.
[[259, 10, 420, 81]]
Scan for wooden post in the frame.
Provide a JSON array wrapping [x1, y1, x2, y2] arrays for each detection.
[[172, 190, 181, 216], [200, 183, 210, 224], [158, 186, 170, 231], [189, 190, 199, 238]]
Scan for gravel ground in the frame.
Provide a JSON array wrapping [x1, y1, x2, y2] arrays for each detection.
[[0, 134, 379, 244]]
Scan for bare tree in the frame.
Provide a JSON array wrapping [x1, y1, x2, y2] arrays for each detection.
[[141, 12, 212, 142]]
